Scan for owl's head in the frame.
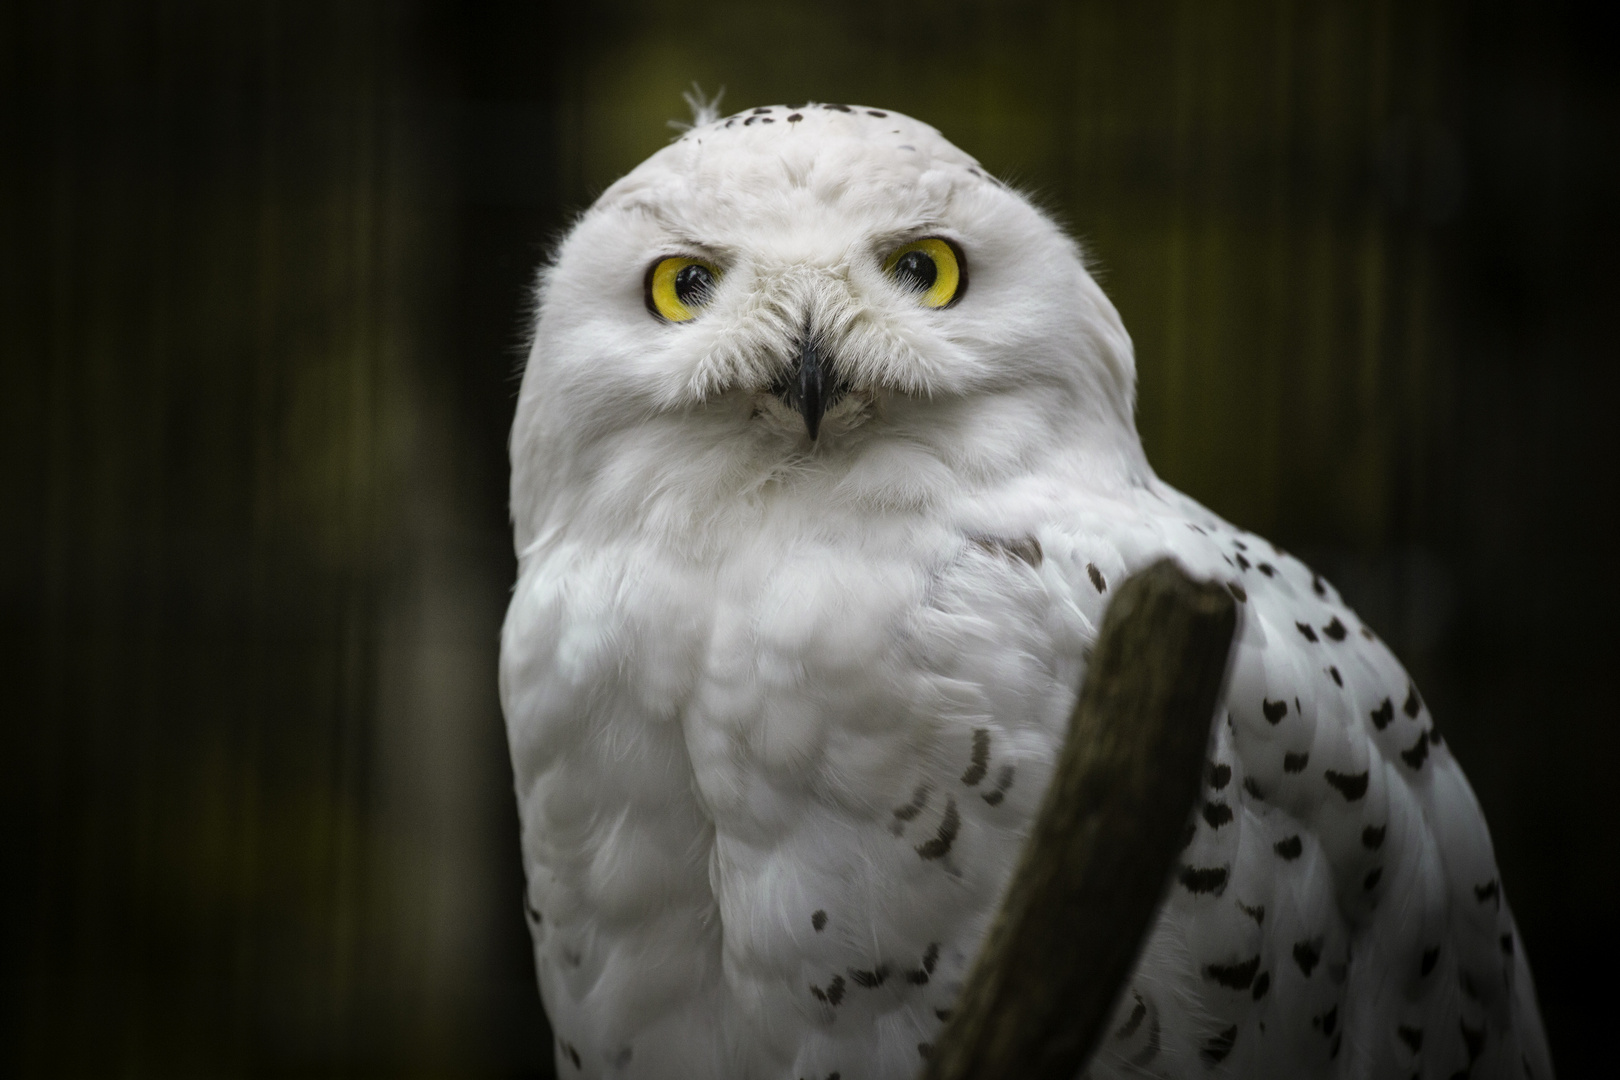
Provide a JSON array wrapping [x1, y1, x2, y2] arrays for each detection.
[[513, 104, 1149, 550]]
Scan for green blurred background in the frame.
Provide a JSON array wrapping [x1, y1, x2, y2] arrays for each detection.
[[4, 0, 1615, 1075]]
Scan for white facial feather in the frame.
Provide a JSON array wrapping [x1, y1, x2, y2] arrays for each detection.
[[502, 104, 1551, 1080], [512, 105, 1144, 556]]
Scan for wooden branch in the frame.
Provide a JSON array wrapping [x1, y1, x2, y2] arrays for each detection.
[[920, 558, 1238, 1080]]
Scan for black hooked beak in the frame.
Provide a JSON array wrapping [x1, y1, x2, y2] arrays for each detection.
[[778, 332, 839, 441]]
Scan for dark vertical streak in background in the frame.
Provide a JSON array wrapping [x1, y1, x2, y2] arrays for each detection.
[[1, 1, 1613, 1076]]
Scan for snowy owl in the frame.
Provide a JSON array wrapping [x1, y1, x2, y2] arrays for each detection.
[[500, 103, 1552, 1080]]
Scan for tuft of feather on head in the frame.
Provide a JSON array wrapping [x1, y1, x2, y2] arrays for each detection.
[[667, 82, 726, 133]]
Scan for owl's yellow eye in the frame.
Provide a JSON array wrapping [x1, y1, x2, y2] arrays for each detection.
[[882, 237, 965, 308], [646, 256, 722, 322]]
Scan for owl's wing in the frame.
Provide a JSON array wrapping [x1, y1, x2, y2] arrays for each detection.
[[1035, 483, 1553, 1080]]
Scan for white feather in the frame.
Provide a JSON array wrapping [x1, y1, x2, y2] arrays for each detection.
[[502, 104, 1551, 1079]]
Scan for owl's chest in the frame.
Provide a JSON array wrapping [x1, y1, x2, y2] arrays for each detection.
[[508, 521, 1095, 1074], [676, 529, 1075, 833]]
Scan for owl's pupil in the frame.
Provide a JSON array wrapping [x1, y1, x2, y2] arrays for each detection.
[[674, 263, 715, 306], [893, 250, 937, 293]]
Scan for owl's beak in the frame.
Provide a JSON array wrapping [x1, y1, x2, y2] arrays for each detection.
[[781, 332, 836, 441]]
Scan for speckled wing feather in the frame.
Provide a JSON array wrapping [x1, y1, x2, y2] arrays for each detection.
[[1061, 483, 1554, 1080]]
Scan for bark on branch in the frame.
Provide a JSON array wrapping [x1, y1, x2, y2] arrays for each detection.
[[920, 558, 1238, 1080]]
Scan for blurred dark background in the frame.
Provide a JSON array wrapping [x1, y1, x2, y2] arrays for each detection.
[[3, 1, 1615, 1076]]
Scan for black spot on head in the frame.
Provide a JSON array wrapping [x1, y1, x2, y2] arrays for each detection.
[[787, 113, 803, 122], [1203, 955, 1260, 989], [1207, 762, 1232, 790], [1322, 1005, 1339, 1036], [1398, 1025, 1424, 1053], [1252, 971, 1271, 999], [1284, 751, 1309, 773], [1428, 726, 1444, 746], [1404, 683, 1423, 717], [760, 117, 775, 123], [825, 975, 846, 1005], [523, 891, 543, 925], [1364, 867, 1383, 891], [1371, 698, 1395, 730], [1293, 939, 1322, 977], [752, 107, 773, 114], [1360, 625, 1376, 640], [916, 1043, 932, 1060], [1233, 539, 1248, 551], [1475, 879, 1501, 907], [961, 728, 990, 785], [1200, 1025, 1238, 1065], [1244, 776, 1266, 800], [1329, 666, 1344, 687], [1236, 553, 1252, 571], [916, 797, 959, 860], [1362, 825, 1386, 849], [1087, 562, 1107, 592], [1263, 698, 1289, 723], [1258, 562, 1276, 577], [1178, 865, 1229, 895], [1202, 801, 1233, 828], [1420, 946, 1440, 977], [934, 1009, 951, 1022], [1239, 901, 1265, 924], [1324, 770, 1370, 801], [867, 109, 888, 117], [812, 910, 827, 932], [744, 116, 757, 126], [1297, 622, 1319, 643], [823, 103, 851, 112], [1312, 574, 1326, 596], [1401, 733, 1430, 769], [562, 1041, 582, 1069], [1274, 835, 1303, 860], [1323, 617, 1347, 641], [1228, 581, 1247, 602], [1501, 932, 1515, 955]]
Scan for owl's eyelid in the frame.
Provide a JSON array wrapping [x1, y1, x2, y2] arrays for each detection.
[[874, 229, 957, 257], [652, 234, 730, 265], [648, 251, 725, 273]]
